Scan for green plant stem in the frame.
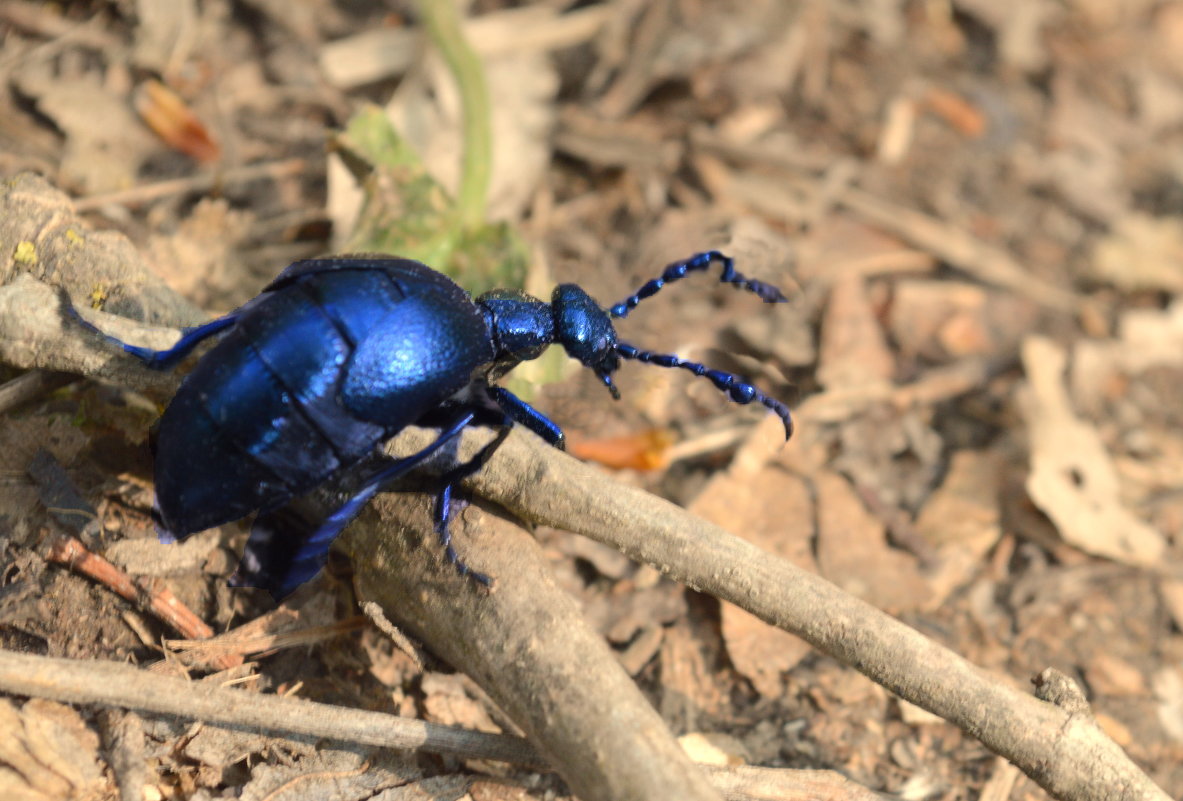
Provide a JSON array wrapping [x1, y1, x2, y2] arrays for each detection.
[[418, 0, 491, 230]]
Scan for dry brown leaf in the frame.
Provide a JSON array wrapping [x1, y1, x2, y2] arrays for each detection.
[[659, 622, 729, 730], [0, 699, 108, 801], [1085, 652, 1149, 697], [1152, 3, 1183, 78], [795, 216, 930, 285], [182, 725, 275, 772], [130, 0, 198, 75], [13, 72, 157, 194], [144, 198, 255, 308], [689, 418, 816, 697], [921, 86, 988, 138], [721, 471, 815, 697], [1037, 76, 1131, 222], [889, 280, 1037, 362], [420, 673, 504, 734], [1072, 300, 1183, 414], [1151, 667, 1183, 743], [238, 746, 424, 801], [953, 0, 1061, 71], [914, 448, 1004, 605], [1090, 213, 1183, 293], [1019, 336, 1166, 565], [915, 449, 1003, 555], [817, 270, 894, 391], [1160, 579, 1183, 632], [134, 80, 220, 163], [814, 470, 931, 613]]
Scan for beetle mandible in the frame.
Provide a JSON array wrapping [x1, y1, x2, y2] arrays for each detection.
[[72, 252, 793, 597]]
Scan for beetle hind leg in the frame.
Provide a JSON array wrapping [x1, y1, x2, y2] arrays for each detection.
[[65, 293, 239, 371]]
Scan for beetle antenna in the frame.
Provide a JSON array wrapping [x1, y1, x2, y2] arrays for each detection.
[[615, 342, 793, 439], [608, 251, 786, 320]]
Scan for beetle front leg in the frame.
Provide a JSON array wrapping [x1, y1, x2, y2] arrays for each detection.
[[486, 385, 566, 449]]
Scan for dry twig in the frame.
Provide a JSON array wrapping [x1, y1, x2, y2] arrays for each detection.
[[0, 650, 881, 801], [0, 649, 540, 766], [45, 535, 242, 671], [345, 494, 724, 801], [372, 424, 1170, 801]]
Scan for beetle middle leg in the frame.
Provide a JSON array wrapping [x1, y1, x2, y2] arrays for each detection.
[[239, 410, 480, 597], [431, 422, 514, 586]]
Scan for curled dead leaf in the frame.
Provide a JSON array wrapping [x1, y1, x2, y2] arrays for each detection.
[[1019, 336, 1166, 565]]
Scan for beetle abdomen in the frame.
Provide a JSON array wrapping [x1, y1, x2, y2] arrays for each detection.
[[153, 315, 361, 536], [152, 262, 494, 537]]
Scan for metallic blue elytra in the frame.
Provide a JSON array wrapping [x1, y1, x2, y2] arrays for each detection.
[[70, 251, 793, 597]]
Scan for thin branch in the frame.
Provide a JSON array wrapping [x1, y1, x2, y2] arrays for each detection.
[[0, 649, 541, 766], [379, 424, 1171, 801], [0, 650, 881, 801], [344, 494, 725, 801], [0, 370, 76, 415], [71, 158, 309, 212], [45, 535, 242, 671]]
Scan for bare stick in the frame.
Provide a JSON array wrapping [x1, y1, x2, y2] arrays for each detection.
[[45, 535, 242, 671], [0, 650, 880, 801], [345, 494, 724, 801], [380, 425, 1170, 801], [0, 648, 540, 766], [0, 370, 75, 414], [71, 158, 308, 212]]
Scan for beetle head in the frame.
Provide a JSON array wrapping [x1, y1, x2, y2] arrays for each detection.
[[552, 284, 621, 397]]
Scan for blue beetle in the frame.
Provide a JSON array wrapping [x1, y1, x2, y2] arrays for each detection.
[[72, 252, 792, 597]]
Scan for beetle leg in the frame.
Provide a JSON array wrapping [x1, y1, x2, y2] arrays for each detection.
[[236, 410, 477, 598], [486, 385, 566, 449], [66, 297, 239, 371], [433, 483, 491, 584], [430, 422, 513, 587]]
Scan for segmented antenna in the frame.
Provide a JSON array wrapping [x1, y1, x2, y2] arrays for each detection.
[[616, 343, 793, 439], [609, 251, 786, 320]]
